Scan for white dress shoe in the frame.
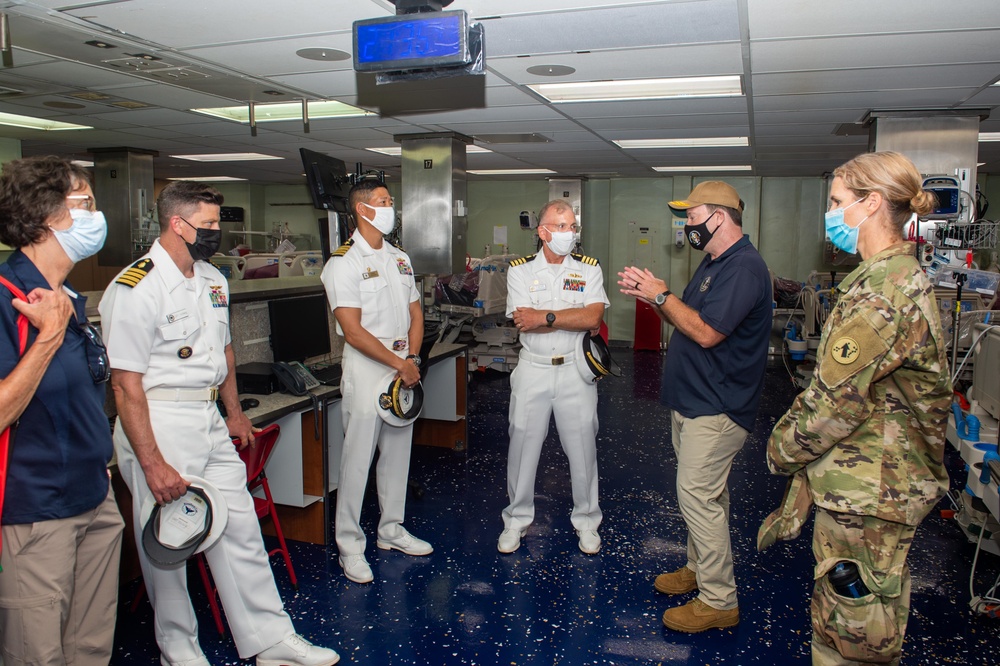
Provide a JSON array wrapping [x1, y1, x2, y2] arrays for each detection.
[[497, 528, 525, 553], [257, 634, 340, 666], [577, 529, 601, 555], [339, 553, 373, 583], [376, 528, 433, 556]]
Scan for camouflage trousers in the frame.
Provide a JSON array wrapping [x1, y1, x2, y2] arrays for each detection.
[[811, 508, 916, 666]]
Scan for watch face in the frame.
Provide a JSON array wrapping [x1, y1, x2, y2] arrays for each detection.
[[655, 292, 666, 305], [546, 313, 556, 325]]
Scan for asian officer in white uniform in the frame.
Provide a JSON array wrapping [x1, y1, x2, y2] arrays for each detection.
[[100, 182, 339, 666], [500, 199, 609, 555], [321, 178, 432, 585]]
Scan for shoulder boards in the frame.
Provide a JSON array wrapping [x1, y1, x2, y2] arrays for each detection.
[[571, 253, 600, 266], [115, 258, 154, 288], [510, 254, 535, 267], [390, 239, 404, 251], [332, 239, 355, 257]]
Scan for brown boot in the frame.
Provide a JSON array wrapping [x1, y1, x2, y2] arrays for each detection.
[[662, 598, 739, 633], [654, 565, 697, 594]]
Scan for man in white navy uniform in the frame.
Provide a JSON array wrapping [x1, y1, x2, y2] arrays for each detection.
[[321, 178, 432, 585], [100, 182, 339, 666], [499, 199, 609, 555]]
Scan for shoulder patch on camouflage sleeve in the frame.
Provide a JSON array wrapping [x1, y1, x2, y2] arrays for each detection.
[[115, 258, 154, 288], [571, 253, 599, 266], [332, 239, 355, 257], [819, 313, 890, 389], [510, 254, 535, 267]]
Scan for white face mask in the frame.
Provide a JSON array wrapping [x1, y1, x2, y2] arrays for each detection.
[[545, 230, 576, 256], [361, 203, 396, 235], [51, 208, 108, 263]]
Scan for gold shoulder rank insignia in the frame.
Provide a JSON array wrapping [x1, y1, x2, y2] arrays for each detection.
[[571, 253, 599, 266], [510, 254, 535, 267], [332, 239, 355, 257], [390, 239, 404, 251], [115, 258, 154, 288]]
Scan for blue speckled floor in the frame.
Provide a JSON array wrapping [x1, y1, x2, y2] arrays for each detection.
[[113, 350, 1000, 665]]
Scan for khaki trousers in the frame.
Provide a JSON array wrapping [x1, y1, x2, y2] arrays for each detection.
[[0, 487, 124, 666], [671, 411, 747, 611]]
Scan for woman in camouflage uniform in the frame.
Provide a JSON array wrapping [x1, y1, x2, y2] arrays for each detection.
[[766, 151, 953, 665]]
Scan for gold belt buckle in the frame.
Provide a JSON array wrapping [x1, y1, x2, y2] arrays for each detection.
[[551, 356, 565, 365], [208, 387, 219, 401]]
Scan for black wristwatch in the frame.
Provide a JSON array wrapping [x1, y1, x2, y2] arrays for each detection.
[[546, 312, 556, 328], [654, 290, 671, 305], [406, 354, 421, 368]]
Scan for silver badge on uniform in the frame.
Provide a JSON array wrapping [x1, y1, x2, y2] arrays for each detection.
[[699, 276, 712, 292]]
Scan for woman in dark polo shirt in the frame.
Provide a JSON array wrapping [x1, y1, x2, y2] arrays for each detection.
[[0, 156, 123, 666]]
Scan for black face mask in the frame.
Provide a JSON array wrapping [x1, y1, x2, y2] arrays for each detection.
[[686, 210, 721, 252], [180, 217, 221, 261]]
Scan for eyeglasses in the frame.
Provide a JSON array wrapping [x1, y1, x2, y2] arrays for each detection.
[[75, 322, 110, 384], [65, 194, 95, 211], [542, 223, 579, 233]]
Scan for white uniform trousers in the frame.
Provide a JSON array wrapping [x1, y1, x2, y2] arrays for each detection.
[[336, 343, 414, 556], [502, 358, 601, 532], [114, 401, 294, 662]]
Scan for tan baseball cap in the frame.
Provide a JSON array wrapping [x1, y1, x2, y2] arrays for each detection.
[[668, 181, 744, 214]]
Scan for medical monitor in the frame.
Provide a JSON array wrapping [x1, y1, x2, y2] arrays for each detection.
[[269, 294, 332, 363], [300, 148, 350, 214], [972, 323, 1000, 421]]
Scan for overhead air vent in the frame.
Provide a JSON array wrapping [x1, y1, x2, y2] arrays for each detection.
[[146, 67, 211, 81], [474, 133, 551, 144]]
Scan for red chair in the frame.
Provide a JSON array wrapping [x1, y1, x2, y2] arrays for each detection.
[[199, 423, 298, 635]]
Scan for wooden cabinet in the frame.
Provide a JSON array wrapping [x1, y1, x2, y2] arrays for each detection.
[[413, 351, 468, 451], [262, 400, 343, 545]]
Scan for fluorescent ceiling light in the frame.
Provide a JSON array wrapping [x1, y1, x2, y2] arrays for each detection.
[[0, 111, 91, 131], [366, 145, 492, 156], [191, 100, 372, 123], [528, 75, 742, 103], [170, 152, 281, 162], [654, 165, 752, 172], [979, 132, 1000, 142], [468, 168, 556, 175], [71, 160, 94, 168], [168, 176, 248, 182], [615, 137, 749, 149]]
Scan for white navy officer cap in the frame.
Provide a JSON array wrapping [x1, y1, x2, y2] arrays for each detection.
[[375, 372, 424, 427], [140, 475, 228, 567]]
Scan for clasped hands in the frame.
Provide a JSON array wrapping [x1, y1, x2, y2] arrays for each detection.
[[617, 266, 668, 304]]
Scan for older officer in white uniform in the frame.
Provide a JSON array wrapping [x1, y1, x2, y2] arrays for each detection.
[[100, 182, 339, 666], [499, 199, 609, 555], [321, 178, 431, 585]]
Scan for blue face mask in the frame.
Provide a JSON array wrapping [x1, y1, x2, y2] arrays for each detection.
[[51, 208, 108, 263], [824, 198, 869, 255]]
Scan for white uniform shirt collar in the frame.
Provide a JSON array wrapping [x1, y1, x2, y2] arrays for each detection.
[[350, 230, 401, 258], [149, 239, 218, 292]]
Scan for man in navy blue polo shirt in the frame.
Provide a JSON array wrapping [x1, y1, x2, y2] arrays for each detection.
[[619, 181, 772, 633]]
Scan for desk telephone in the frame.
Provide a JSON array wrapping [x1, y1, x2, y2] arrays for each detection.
[[272, 361, 319, 396]]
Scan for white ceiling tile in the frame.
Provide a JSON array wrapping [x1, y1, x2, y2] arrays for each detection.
[[748, 0, 1000, 39], [753, 64, 1000, 96], [751, 31, 1000, 73]]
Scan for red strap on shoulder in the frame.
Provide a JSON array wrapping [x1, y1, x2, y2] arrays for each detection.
[[0, 275, 28, 355]]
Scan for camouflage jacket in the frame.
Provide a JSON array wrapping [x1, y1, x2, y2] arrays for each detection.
[[767, 242, 952, 526]]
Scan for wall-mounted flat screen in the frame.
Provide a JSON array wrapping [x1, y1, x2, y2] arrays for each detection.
[[300, 148, 350, 214]]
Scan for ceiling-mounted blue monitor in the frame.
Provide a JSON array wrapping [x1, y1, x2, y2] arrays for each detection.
[[353, 10, 470, 73]]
